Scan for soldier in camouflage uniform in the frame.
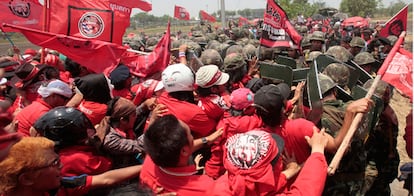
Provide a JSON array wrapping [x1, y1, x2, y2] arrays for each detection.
[[200, 49, 223, 69], [323, 63, 351, 93], [349, 36, 366, 56], [354, 52, 378, 75], [363, 79, 400, 196], [318, 73, 370, 196], [325, 45, 353, 63], [309, 31, 326, 52]]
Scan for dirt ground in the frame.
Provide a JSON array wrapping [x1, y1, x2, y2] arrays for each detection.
[[389, 89, 412, 196]]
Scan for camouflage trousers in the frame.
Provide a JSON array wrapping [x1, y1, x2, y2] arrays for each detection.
[[323, 173, 365, 196]]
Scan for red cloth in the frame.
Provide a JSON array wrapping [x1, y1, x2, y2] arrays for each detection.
[[157, 92, 216, 138], [260, 0, 302, 48], [205, 115, 262, 179], [112, 88, 133, 100], [379, 5, 408, 37], [14, 98, 52, 137], [378, 47, 413, 99], [265, 118, 316, 164], [197, 95, 226, 122], [174, 5, 190, 20], [140, 156, 217, 195], [0, 0, 43, 32], [77, 100, 108, 125], [239, 16, 249, 27], [120, 22, 171, 78], [59, 145, 112, 176], [200, 10, 216, 23], [48, 0, 133, 45], [2, 23, 127, 75]]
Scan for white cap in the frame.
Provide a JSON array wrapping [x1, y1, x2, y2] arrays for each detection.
[[0, 78, 7, 85], [162, 64, 194, 93], [37, 79, 73, 98]]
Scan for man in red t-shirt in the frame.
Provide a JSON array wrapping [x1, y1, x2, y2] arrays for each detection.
[[14, 79, 73, 136], [157, 63, 216, 138]]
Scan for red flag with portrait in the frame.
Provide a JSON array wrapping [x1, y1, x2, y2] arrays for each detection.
[[260, 0, 302, 48], [174, 5, 190, 21], [2, 23, 127, 74], [200, 10, 216, 23], [379, 5, 408, 37], [48, 0, 134, 45], [0, 0, 43, 32]]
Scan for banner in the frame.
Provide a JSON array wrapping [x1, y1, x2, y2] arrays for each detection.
[[0, 0, 43, 32], [115, 0, 152, 12], [2, 23, 127, 74], [379, 5, 408, 37], [174, 5, 190, 21], [380, 47, 412, 99], [260, 0, 302, 48], [120, 22, 171, 78], [200, 10, 216, 23], [48, 0, 137, 45], [238, 16, 249, 27]]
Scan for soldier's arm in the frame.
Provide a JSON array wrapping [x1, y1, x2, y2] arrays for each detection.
[[324, 98, 373, 153]]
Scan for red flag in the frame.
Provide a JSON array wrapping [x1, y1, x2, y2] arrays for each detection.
[[379, 5, 408, 37], [2, 23, 127, 74], [174, 5, 190, 21], [0, 0, 43, 32], [120, 22, 171, 78], [379, 47, 413, 99], [200, 10, 216, 23], [48, 0, 136, 45], [238, 16, 249, 27], [113, 0, 152, 12], [377, 32, 413, 99], [260, 0, 302, 48]]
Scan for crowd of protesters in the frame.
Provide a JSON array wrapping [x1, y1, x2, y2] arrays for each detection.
[[0, 14, 412, 196]]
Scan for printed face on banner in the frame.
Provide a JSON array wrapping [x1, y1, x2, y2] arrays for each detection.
[[68, 7, 113, 42], [179, 8, 187, 19], [8, 0, 31, 18]]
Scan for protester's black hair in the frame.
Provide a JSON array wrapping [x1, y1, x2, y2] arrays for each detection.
[[169, 91, 196, 104], [255, 103, 284, 128], [144, 115, 189, 167], [64, 58, 82, 77], [196, 87, 214, 97]]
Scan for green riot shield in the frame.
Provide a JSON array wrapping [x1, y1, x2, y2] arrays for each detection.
[[335, 86, 354, 102], [306, 63, 323, 124], [293, 68, 310, 83], [315, 54, 360, 89], [275, 55, 297, 69], [351, 85, 384, 132], [259, 62, 293, 87], [348, 60, 374, 85]]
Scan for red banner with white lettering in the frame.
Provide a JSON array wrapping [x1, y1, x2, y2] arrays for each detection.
[[48, 0, 136, 45], [379, 5, 408, 37], [260, 0, 302, 48], [174, 5, 190, 21], [120, 22, 171, 78], [200, 10, 216, 23], [0, 0, 43, 32], [2, 23, 127, 74]]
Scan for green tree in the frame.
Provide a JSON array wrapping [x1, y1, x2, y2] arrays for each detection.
[[340, 0, 379, 17]]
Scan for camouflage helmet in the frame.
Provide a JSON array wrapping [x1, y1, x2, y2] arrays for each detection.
[[229, 28, 242, 39], [323, 63, 350, 88], [325, 45, 353, 63], [242, 44, 257, 60], [206, 40, 221, 50], [223, 53, 246, 72], [309, 31, 325, 42], [306, 51, 323, 62], [236, 37, 250, 46], [146, 37, 158, 48], [185, 41, 202, 57], [300, 26, 308, 34], [226, 44, 243, 56], [171, 39, 183, 49], [192, 36, 207, 44], [205, 33, 218, 41], [200, 49, 224, 68], [301, 36, 311, 48], [363, 79, 389, 98], [354, 52, 376, 66], [350, 36, 365, 48], [192, 30, 203, 37], [318, 73, 337, 95], [387, 35, 398, 46]]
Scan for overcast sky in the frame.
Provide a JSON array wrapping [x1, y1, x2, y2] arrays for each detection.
[[132, 0, 411, 17]]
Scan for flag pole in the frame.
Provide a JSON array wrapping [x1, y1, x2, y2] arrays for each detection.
[[328, 31, 407, 175], [40, 0, 50, 64]]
